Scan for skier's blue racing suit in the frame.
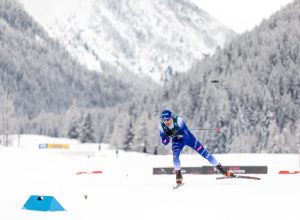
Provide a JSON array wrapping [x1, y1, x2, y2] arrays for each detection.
[[159, 116, 219, 171]]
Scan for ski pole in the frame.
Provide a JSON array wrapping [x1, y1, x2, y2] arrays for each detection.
[[190, 128, 221, 133]]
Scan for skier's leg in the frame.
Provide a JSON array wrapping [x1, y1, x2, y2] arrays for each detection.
[[186, 136, 235, 177], [172, 142, 184, 171], [194, 141, 219, 166], [185, 136, 219, 166], [172, 142, 184, 183]]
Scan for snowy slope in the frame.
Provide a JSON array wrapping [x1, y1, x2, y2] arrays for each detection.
[[19, 0, 235, 82], [0, 134, 300, 220]]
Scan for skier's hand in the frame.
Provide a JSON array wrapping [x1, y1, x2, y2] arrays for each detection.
[[162, 137, 169, 145]]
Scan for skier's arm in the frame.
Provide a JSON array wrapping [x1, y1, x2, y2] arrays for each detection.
[[177, 117, 190, 137], [159, 125, 170, 145]]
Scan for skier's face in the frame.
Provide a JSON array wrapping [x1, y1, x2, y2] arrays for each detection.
[[163, 117, 173, 126]]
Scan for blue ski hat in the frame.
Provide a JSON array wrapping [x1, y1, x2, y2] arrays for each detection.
[[161, 109, 172, 121]]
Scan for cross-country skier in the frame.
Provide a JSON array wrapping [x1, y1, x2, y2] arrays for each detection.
[[159, 109, 235, 184]]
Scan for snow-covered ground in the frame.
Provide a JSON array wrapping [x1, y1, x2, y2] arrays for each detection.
[[0, 135, 299, 220]]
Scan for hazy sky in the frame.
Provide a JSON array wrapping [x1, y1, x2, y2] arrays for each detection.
[[20, 0, 294, 34], [192, 0, 294, 33]]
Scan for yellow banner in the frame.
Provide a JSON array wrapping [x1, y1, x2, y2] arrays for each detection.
[[47, 143, 69, 149]]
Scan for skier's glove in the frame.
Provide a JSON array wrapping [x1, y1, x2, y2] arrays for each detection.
[[162, 137, 170, 145]]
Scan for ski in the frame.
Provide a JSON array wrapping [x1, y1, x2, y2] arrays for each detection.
[[173, 183, 184, 189], [216, 174, 261, 180]]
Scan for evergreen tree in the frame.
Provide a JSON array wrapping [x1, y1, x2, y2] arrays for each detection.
[[109, 111, 126, 149], [132, 112, 148, 152], [68, 117, 80, 139], [123, 120, 134, 151], [80, 113, 95, 143]]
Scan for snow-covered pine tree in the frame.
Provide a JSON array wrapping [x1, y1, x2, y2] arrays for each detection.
[[110, 111, 130, 151], [132, 112, 148, 153], [80, 113, 95, 143], [123, 120, 134, 151], [68, 117, 80, 139]]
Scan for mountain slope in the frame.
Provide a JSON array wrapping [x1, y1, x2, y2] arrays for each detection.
[[19, 0, 235, 82], [0, 0, 155, 134], [101, 0, 300, 154], [158, 0, 300, 153]]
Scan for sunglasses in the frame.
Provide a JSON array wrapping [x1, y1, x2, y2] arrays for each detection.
[[162, 117, 171, 122]]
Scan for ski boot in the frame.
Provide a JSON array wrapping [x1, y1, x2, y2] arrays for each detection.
[[216, 163, 235, 177], [175, 170, 183, 184]]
